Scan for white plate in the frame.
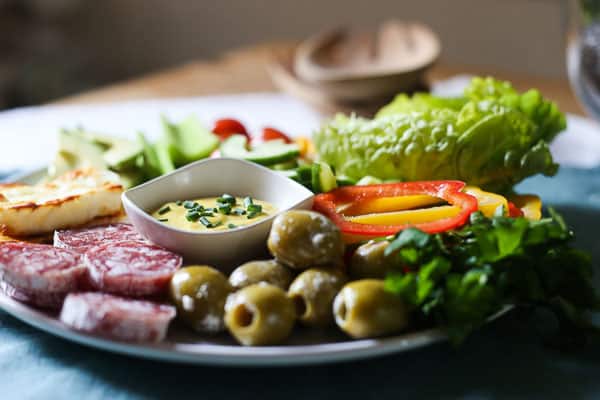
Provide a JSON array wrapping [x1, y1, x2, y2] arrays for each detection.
[[0, 94, 518, 366]]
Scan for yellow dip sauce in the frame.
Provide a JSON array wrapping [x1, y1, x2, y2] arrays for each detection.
[[152, 195, 276, 232]]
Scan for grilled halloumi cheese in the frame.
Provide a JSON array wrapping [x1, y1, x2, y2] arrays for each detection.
[[0, 168, 123, 236]]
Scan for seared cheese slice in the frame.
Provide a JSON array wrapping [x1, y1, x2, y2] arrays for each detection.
[[0, 168, 123, 236]]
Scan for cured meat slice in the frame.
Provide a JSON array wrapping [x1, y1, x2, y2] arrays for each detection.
[[60, 292, 176, 342], [54, 223, 145, 253], [0, 280, 66, 309], [0, 242, 84, 295], [84, 241, 182, 297]]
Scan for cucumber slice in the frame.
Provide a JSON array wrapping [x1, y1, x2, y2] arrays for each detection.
[[137, 132, 162, 179], [356, 176, 383, 185], [336, 175, 357, 187], [311, 162, 337, 193], [221, 135, 300, 166]]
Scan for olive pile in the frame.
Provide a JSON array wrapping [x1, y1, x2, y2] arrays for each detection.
[[169, 210, 409, 346]]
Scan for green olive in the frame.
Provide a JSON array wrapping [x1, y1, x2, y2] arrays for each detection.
[[267, 210, 344, 270], [349, 240, 391, 279], [169, 266, 232, 333], [333, 279, 408, 339], [225, 283, 296, 346], [288, 268, 347, 327], [229, 260, 293, 290]]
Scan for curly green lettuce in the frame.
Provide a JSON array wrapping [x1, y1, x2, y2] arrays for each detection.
[[314, 77, 566, 192]]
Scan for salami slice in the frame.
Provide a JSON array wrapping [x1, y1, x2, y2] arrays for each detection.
[[0, 280, 67, 309], [54, 223, 146, 254], [84, 241, 182, 297], [0, 242, 84, 296], [60, 292, 176, 342]]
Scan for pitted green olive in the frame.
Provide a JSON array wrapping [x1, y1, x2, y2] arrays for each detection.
[[288, 268, 347, 327], [267, 210, 344, 270], [333, 279, 408, 339], [349, 240, 391, 279], [169, 266, 232, 333], [229, 260, 293, 290], [225, 283, 295, 346]]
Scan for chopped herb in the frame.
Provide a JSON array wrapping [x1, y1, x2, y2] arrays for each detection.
[[199, 216, 212, 227], [217, 194, 236, 206], [158, 206, 171, 215], [158, 218, 169, 222], [200, 212, 215, 217], [243, 197, 253, 208], [247, 211, 259, 219], [175, 200, 183, 206], [183, 201, 198, 209], [227, 223, 237, 229], [233, 208, 247, 216], [218, 204, 232, 215], [247, 204, 262, 213], [185, 211, 201, 222]]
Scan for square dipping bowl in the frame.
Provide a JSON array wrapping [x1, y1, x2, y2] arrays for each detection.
[[122, 158, 314, 271]]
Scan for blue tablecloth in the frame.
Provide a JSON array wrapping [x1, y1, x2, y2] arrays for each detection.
[[2, 168, 600, 400]]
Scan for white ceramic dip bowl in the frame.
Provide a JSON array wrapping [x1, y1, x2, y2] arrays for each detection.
[[122, 158, 314, 271]]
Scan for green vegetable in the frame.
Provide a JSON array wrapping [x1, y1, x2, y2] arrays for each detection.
[[383, 210, 600, 346], [136, 132, 162, 180], [158, 206, 171, 215], [161, 115, 219, 167], [220, 135, 300, 166], [314, 77, 566, 192], [311, 162, 338, 193]]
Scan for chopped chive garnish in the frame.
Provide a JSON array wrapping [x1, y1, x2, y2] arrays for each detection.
[[247, 211, 259, 219], [233, 208, 246, 215], [186, 211, 201, 222], [183, 201, 198, 209], [158, 206, 171, 215], [218, 204, 232, 215], [247, 204, 262, 213], [217, 194, 236, 206], [227, 223, 237, 229], [243, 197, 253, 208], [159, 218, 169, 222], [175, 200, 183, 206], [200, 212, 214, 217], [199, 216, 212, 227]]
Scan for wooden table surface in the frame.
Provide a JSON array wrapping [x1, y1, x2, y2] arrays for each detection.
[[56, 43, 585, 116]]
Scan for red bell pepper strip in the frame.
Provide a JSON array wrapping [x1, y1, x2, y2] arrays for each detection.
[[507, 201, 524, 218], [312, 181, 478, 238], [212, 118, 250, 141], [262, 127, 293, 143]]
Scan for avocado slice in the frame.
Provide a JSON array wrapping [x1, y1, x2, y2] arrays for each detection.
[[161, 115, 219, 166], [220, 135, 300, 166]]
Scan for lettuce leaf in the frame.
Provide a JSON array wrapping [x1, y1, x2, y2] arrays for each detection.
[[314, 77, 566, 192]]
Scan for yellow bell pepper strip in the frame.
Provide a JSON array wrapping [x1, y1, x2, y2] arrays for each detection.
[[463, 186, 508, 218], [312, 181, 478, 240], [340, 195, 443, 216], [296, 136, 316, 160], [347, 205, 462, 225], [509, 194, 542, 220]]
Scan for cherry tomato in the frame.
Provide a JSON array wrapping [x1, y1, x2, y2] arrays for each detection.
[[262, 127, 293, 143], [212, 118, 250, 141]]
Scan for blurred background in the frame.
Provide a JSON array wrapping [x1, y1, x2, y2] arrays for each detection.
[[0, 0, 568, 109]]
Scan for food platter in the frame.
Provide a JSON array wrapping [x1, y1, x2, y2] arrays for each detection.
[[0, 85, 597, 366]]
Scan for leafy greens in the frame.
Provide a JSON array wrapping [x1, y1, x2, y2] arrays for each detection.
[[314, 77, 566, 192], [383, 209, 600, 346]]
